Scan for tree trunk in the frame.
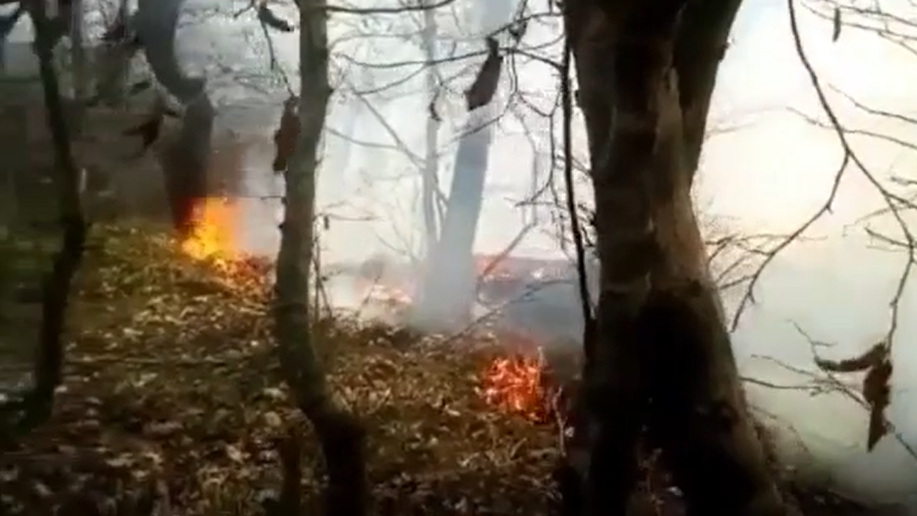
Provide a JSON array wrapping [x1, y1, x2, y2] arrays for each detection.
[[413, 105, 494, 329], [66, 0, 88, 146], [159, 94, 213, 235], [412, 0, 511, 330], [420, 4, 440, 257], [133, 0, 213, 234], [271, 1, 367, 515], [0, 0, 88, 440], [564, 2, 794, 516]]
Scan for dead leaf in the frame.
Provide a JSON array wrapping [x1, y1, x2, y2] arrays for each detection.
[[263, 411, 282, 427], [258, 1, 295, 32], [814, 342, 885, 373], [863, 357, 892, 451], [465, 36, 503, 112], [145, 420, 182, 437], [225, 444, 244, 463], [832, 7, 842, 42]]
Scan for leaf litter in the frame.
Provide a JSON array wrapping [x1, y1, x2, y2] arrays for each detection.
[[0, 222, 562, 515], [0, 221, 878, 516]]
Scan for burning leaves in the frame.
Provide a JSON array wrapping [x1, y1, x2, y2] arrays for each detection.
[[180, 197, 238, 264], [1, 222, 563, 515], [177, 197, 272, 293], [480, 352, 552, 423]]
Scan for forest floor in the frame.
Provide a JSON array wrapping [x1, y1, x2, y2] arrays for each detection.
[[0, 222, 876, 516]]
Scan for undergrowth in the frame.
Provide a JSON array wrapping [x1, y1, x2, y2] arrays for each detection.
[[0, 221, 558, 515], [0, 221, 872, 516]]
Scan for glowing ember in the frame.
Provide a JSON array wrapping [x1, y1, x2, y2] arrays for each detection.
[[480, 352, 550, 422], [181, 197, 238, 266]]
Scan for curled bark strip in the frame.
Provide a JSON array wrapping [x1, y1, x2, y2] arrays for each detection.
[[258, 1, 295, 32], [272, 96, 300, 172], [465, 36, 503, 112]]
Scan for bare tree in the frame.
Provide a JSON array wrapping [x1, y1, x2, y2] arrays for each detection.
[[562, 1, 795, 515], [0, 0, 88, 443], [89, 0, 214, 235], [412, 0, 517, 330], [419, 1, 440, 258], [758, 0, 917, 456], [271, 1, 367, 515]]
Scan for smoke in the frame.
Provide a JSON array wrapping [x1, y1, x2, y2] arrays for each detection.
[[725, 237, 917, 511], [237, 150, 917, 512], [65, 0, 917, 510]]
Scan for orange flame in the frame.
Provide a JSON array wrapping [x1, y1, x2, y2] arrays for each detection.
[[480, 351, 549, 422], [178, 197, 272, 291], [181, 197, 238, 266]]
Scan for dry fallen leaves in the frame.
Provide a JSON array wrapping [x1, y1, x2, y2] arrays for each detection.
[[0, 222, 874, 516], [1, 222, 560, 516]]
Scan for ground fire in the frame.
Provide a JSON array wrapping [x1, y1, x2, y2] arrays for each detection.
[[480, 351, 553, 422], [181, 197, 238, 263], [178, 202, 560, 422], [179, 197, 271, 288]]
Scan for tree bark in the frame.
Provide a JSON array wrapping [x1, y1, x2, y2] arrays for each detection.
[[271, 1, 367, 515], [133, 0, 213, 234], [564, 1, 794, 516], [412, 0, 512, 330], [0, 0, 88, 442], [420, 4, 440, 259]]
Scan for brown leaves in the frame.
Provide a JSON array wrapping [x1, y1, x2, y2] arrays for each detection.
[[2, 224, 561, 515], [815, 342, 892, 451], [272, 97, 300, 172]]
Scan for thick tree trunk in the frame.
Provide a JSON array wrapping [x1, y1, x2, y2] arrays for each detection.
[[133, 0, 214, 234], [159, 95, 213, 235], [271, 2, 367, 515], [564, 2, 794, 516], [413, 105, 494, 328], [412, 0, 520, 330]]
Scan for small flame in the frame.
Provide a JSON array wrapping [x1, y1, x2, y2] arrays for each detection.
[[481, 351, 549, 421], [178, 197, 272, 291], [181, 197, 238, 266]]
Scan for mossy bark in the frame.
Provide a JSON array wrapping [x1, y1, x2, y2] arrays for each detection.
[[563, 2, 794, 515], [271, 3, 367, 515]]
